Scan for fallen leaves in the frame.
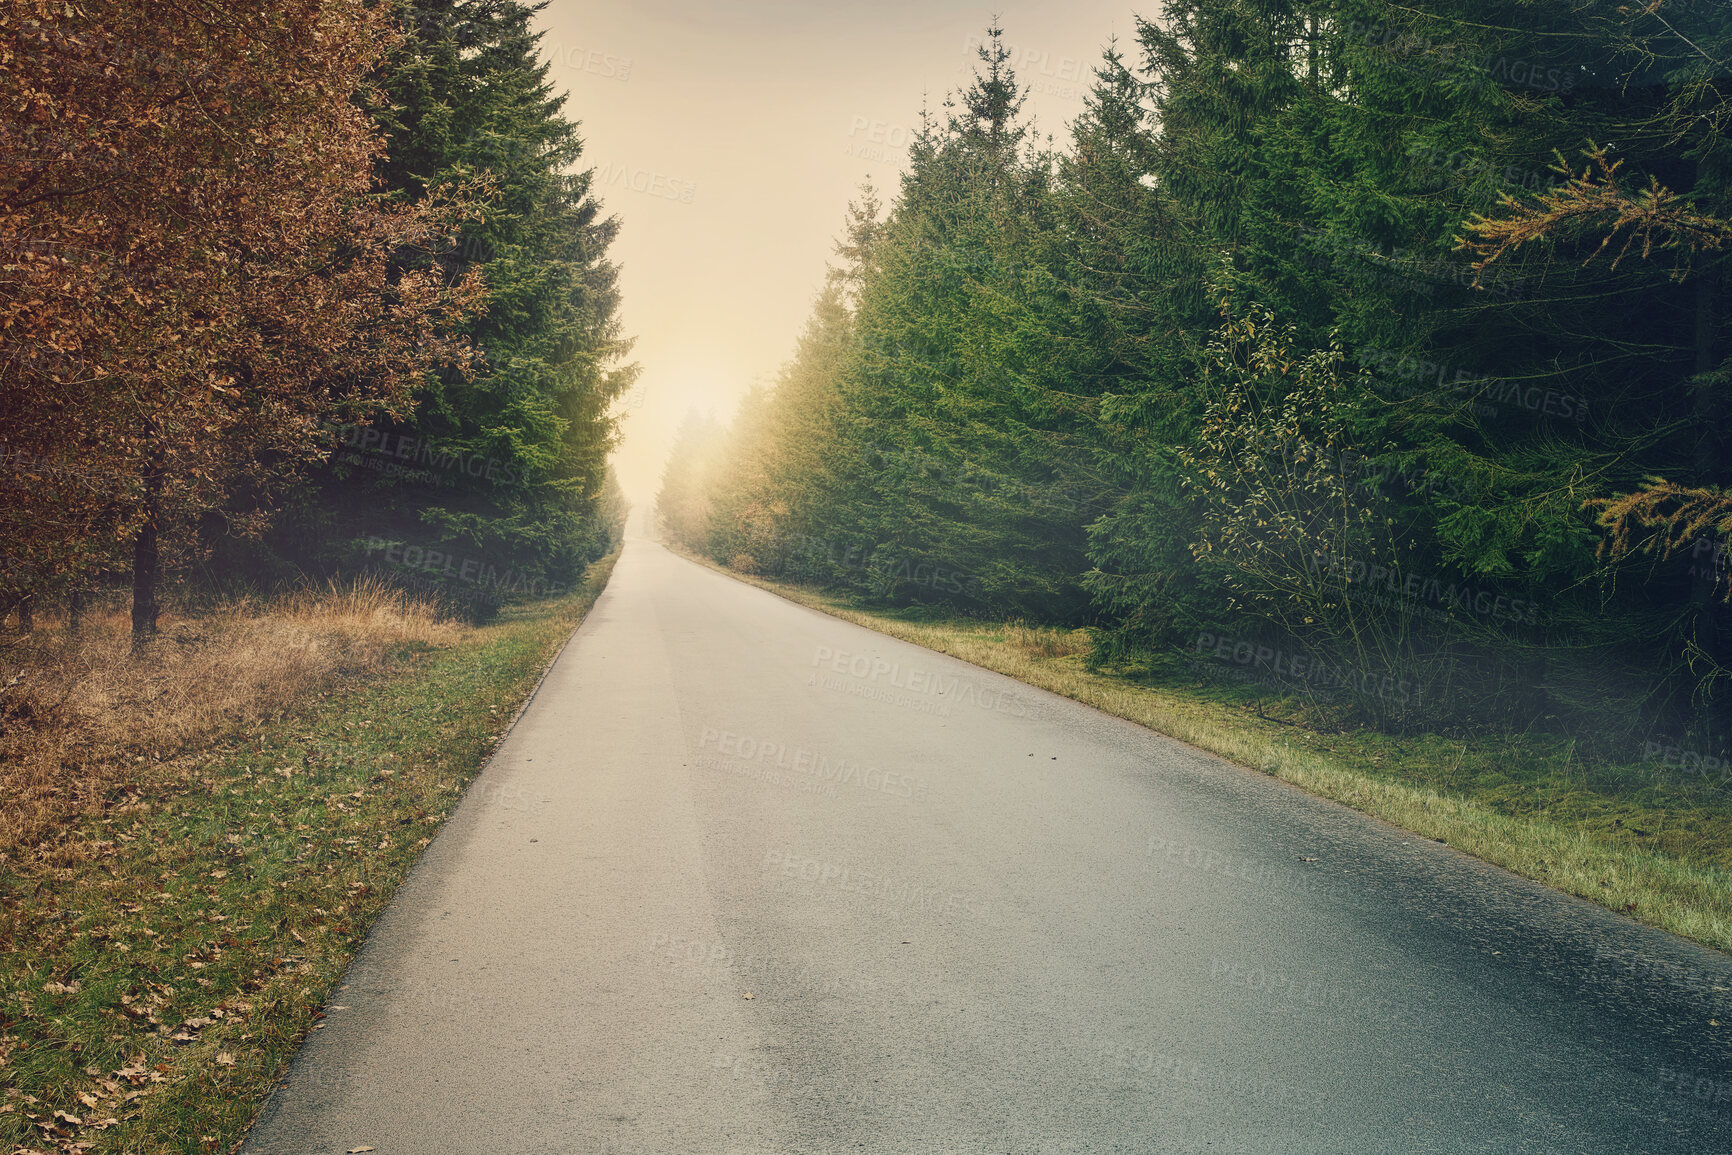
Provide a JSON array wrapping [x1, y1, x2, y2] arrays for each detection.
[[0, 561, 598, 1155], [114, 1063, 168, 1088]]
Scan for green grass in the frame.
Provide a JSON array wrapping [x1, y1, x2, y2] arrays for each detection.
[[689, 553, 1732, 957], [0, 549, 617, 1154]]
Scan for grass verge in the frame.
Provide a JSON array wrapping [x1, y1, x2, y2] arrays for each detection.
[[0, 548, 618, 1153], [687, 553, 1732, 957]]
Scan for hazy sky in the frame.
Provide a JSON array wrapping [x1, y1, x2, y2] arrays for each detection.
[[532, 0, 1143, 507]]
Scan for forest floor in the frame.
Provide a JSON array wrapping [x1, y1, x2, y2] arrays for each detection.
[[0, 549, 618, 1154], [697, 558, 1732, 959]]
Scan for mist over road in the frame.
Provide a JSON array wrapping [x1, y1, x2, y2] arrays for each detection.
[[243, 535, 1732, 1154]]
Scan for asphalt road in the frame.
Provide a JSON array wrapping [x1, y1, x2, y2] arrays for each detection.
[[242, 535, 1732, 1154]]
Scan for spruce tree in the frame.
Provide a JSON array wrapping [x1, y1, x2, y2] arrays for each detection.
[[276, 0, 635, 614]]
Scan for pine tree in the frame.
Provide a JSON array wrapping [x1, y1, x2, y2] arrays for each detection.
[[274, 0, 635, 614]]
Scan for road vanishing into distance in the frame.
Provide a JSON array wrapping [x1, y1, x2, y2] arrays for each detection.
[[243, 535, 1732, 1154]]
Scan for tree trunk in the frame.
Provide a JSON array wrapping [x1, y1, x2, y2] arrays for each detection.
[[1694, 267, 1716, 470], [16, 594, 32, 633], [68, 588, 88, 634], [1691, 260, 1727, 681], [1307, 15, 1319, 89], [131, 519, 160, 648], [131, 455, 164, 650]]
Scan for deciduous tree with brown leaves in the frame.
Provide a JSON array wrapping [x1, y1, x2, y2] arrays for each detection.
[[0, 0, 484, 645]]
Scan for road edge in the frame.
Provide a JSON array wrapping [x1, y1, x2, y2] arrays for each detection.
[[661, 541, 1732, 958]]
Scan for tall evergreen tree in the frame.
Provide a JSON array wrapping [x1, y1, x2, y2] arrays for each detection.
[[271, 0, 635, 612], [685, 4, 1732, 743]]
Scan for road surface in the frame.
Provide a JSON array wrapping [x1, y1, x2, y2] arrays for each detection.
[[242, 535, 1732, 1153]]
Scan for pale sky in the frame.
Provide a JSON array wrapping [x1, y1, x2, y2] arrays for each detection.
[[532, 0, 1143, 507]]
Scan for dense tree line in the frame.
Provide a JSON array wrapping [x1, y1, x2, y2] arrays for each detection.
[[661, 4, 1732, 753], [1, 0, 630, 641], [271, 0, 634, 617]]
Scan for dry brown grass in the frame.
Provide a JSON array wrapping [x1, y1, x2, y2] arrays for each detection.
[[1002, 620, 1090, 659], [0, 551, 621, 1153], [0, 578, 462, 861]]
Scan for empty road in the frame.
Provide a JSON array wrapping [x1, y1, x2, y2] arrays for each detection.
[[243, 535, 1732, 1153]]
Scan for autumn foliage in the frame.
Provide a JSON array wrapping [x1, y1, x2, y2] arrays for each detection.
[[0, 0, 483, 639]]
